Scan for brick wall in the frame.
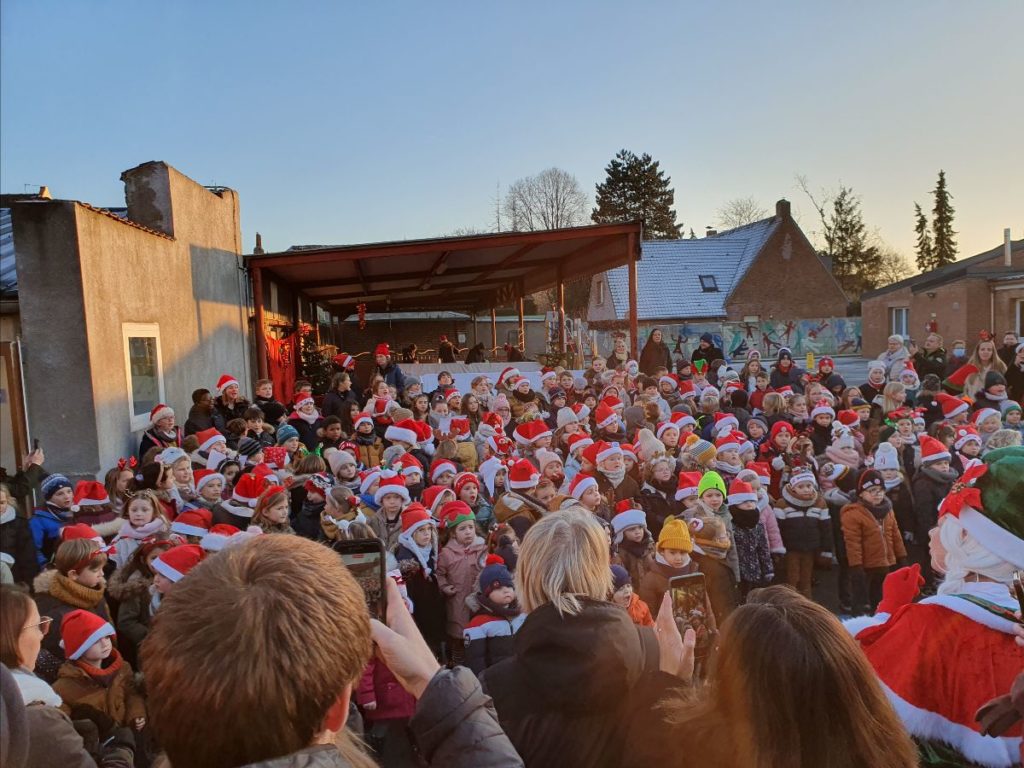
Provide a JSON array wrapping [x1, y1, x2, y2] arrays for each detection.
[[338, 319, 547, 361], [726, 216, 849, 320]]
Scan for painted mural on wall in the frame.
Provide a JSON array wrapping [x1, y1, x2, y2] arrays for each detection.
[[591, 317, 862, 363]]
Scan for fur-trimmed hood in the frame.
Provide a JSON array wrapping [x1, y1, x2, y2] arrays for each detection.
[[33, 567, 56, 594], [106, 569, 152, 602]]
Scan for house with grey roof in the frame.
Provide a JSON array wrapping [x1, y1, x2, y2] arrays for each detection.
[[586, 200, 850, 360]]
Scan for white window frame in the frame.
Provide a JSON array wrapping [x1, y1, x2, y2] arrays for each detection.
[[122, 323, 166, 431], [1016, 299, 1023, 337], [889, 307, 909, 338], [596, 279, 605, 306]]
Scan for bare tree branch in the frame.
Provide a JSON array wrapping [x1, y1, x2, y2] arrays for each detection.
[[716, 196, 768, 230], [504, 168, 589, 232]]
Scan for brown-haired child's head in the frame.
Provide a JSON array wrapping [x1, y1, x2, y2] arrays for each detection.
[[55, 539, 107, 588]]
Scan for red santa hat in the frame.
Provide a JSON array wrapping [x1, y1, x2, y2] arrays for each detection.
[[448, 417, 472, 441], [401, 503, 434, 536], [437, 501, 475, 530], [571, 402, 591, 421], [603, 395, 624, 412], [487, 434, 515, 457], [677, 380, 697, 400], [658, 373, 680, 391], [359, 468, 383, 495], [670, 412, 696, 430], [953, 426, 982, 451], [508, 459, 540, 490], [216, 374, 239, 395], [394, 452, 423, 478], [71, 481, 110, 512], [936, 393, 970, 420], [193, 469, 225, 493], [611, 499, 646, 539], [744, 461, 771, 486], [712, 412, 739, 435], [152, 543, 205, 583], [587, 440, 623, 466], [919, 435, 951, 464], [497, 367, 520, 390], [971, 408, 1000, 427], [428, 459, 457, 483], [675, 471, 702, 501], [943, 363, 979, 393], [594, 401, 617, 429], [715, 432, 742, 455], [59, 523, 103, 545], [251, 463, 279, 484], [444, 388, 462, 404], [201, 523, 242, 552], [727, 478, 758, 506], [333, 352, 355, 370], [232, 473, 266, 508], [656, 421, 680, 440], [196, 427, 227, 454], [811, 400, 836, 420], [836, 409, 859, 428], [412, 420, 435, 446], [421, 486, 455, 518], [149, 403, 174, 426], [294, 394, 315, 410], [514, 419, 553, 446], [60, 610, 116, 661], [385, 419, 418, 445], [453, 471, 479, 496], [540, 368, 557, 383], [374, 343, 391, 357], [568, 433, 594, 456], [568, 472, 599, 500], [374, 471, 411, 504], [170, 508, 213, 538], [620, 442, 637, 463]]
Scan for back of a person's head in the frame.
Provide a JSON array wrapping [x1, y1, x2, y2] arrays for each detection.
[[142, 535, 371, 768], [515, 508, 611, 617], [699, 586, 916, 768]]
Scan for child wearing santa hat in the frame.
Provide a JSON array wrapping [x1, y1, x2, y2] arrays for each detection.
[[454, 471, 493, 534], [493, 459, 547, 535], [352, 408, 385, 469], [435, 501, 487, 666], [463, 554, 524, 675], [909, 436, 957, 590], [367, 471, 410, 552], [54, 610, 146, 731], [395, 503, 445, 658], [727, 478, 774, 601]]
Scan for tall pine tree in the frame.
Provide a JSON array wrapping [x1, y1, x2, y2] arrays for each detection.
[[825, 186, 883, 298], [931, 170, 958, 267], [914, 202, 934, 272], [592, 150, 682, 239]]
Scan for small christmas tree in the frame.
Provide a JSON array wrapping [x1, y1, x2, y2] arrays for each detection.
[[297, 323, 333, 393]]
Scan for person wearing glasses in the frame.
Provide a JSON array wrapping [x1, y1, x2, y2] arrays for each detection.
[[0, 585, 136, 767]]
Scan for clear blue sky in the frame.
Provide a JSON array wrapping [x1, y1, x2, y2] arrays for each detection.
[[2, 1, 1021, 261]]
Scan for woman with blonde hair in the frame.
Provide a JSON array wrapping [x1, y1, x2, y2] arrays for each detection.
[[628, 586, 918, 768], [480, 508, 660, 768]]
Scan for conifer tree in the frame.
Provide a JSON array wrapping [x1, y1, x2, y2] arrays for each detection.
[[931, 170, 957, 267], [592, 150, 682, 239], [914, 202, 934, 272]]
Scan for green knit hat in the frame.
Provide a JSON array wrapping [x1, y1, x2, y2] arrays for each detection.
[[958, 446, 1024, 568], [1003, 401, 1021, 415], [698, 471, 727, 498]]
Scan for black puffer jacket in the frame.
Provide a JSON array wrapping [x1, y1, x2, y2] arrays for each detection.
[[481, 598, 659, 768], [638, 480, 679, 539], [911, 466, 956, 540]]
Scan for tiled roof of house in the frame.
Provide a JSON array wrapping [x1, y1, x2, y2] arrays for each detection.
[[604, 216, 780, 320]]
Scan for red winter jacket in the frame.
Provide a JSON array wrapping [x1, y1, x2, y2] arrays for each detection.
[[356, 658, 416, 722]]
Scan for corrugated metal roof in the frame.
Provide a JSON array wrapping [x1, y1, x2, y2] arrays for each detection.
[[604, 216, 779, 320], [0, 209, 15, 297]]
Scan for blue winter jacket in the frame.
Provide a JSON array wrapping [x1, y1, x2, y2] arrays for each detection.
[[29, 506, 72, 567]]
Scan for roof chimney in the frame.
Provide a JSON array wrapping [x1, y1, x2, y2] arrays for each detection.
[[254, 232, 265, 255], [776, 199, 791, 219], [1005, 228, 1012, 268], [705, 227, 718, 237]]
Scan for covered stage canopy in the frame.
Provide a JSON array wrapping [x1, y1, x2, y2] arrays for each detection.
[[245, 221, 643, 377]]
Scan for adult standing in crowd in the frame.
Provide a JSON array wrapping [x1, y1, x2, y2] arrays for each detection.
[[213, 373, 249, 430], [606, 334, 631, 370], [998, 331, 1019, 368], [183, 388, 215, 436], [691, 332, 724, 369], [769, 348, 806, 393], [626, 587, 917, 768], [481, 509, 664, 768], [142, 535, 522, 768], [639, 328, 673, 377], [322, 372, 359, 421], [877, 334, 909, 379], [374, 343, 407, 397], [1007, 342, 1024, 402], [438, 336, 459, 364], [910, 333, 947, 382]]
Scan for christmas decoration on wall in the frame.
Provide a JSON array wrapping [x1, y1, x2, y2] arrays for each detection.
[[357, 303, 367, 330], [297, 322, 333, 394]]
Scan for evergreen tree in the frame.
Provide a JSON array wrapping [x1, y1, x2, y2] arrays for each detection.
[[592, 150, 682, 239], [824, 186, 883, 298], [914, 202, 934, 272], [931, 170, 958, 267]]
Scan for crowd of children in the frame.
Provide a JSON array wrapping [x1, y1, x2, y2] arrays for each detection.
[[2, 335, 1023, 766]]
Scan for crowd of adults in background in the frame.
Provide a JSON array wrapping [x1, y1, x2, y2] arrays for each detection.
[[1, 330, 1022, 768]]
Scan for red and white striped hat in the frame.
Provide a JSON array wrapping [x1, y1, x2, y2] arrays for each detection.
[[568, 472, 599, 500], [216, 374, 239, 395]]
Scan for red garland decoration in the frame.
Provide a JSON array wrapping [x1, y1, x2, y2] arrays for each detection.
[[357, 303, 367, 330]]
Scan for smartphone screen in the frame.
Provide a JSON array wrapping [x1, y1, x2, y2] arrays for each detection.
[[669, 573, 711, 650], [332, 540, 387, 620]]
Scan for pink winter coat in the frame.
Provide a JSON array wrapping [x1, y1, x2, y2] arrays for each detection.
[[356, 658, 415, 721], [757, 495, 786, 555], [435, 536, 487, 637]]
